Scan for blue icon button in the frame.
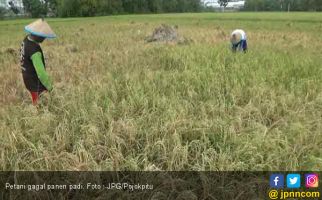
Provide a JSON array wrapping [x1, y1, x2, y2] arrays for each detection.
[[287, 174, 301, 188], [270, 174, 284, 188]]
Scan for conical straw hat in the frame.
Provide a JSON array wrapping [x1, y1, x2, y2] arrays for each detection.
[[25, 19, 56, 39]]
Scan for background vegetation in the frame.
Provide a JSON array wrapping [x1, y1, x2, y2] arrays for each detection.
[[244, 0, 322, 11], [1, 0, 321, 18], [0, 12, 322, 171]]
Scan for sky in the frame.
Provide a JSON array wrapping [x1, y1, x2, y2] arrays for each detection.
[[0, 0, 23, 8]]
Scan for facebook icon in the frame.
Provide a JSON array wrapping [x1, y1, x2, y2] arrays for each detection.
[[270, 174, 284, 188]]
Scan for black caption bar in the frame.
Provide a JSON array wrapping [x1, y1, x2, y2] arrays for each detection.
[[0, 172, 320, 200]]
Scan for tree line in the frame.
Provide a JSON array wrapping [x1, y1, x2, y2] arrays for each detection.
[[1, 0, 321, 19], [244, 0, 322, 11], [21, 0, 201, 18]]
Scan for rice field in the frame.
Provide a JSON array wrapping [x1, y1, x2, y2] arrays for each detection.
[[0, 12, 322, 171]]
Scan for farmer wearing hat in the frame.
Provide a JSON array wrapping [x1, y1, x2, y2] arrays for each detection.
[[230, 29, 247, 53], [20, 19, 56, 105]]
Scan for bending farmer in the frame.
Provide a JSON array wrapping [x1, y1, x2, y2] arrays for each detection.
[[20, 19, 56, 105], [230, 29, 247, 53]]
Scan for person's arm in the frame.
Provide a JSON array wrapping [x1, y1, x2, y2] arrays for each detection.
[[232, 43, 237, 52], [242, 40, 248, 52], [31, 52, 53, 91]]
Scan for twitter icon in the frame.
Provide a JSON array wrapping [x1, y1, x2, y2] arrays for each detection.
[[287, 174, 301, 188]]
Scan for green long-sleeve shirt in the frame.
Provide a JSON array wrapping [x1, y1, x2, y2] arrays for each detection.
[[31, 52, 53, 91]]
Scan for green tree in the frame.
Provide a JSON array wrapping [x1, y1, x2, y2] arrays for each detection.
[[96, 0, 109, 15], [147, 0, 162, 13], [0, 6, 7, 19], [79, 0, 99, 16], [245, 0, 321, 11], [22, 0, 47, 17], [246, 0, 264, 11], [56, 0, 80, 17], [262, 0, 279, 11], [303, 0, 317, 11], [50, 0, 201, 17], [162, 0, 178, 12], [188, 0, 201, 12], [44, 0, 58, 16], [316, 0, 322, 11], [110, 0, 123, 14]]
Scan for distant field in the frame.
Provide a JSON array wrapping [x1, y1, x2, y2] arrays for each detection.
[[0, 12, 322, 171]]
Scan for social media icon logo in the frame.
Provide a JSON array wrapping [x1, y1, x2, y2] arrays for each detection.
[[270, 174, 284, 188], [305, 174, 318, 188], [287, 174, 301, 188]]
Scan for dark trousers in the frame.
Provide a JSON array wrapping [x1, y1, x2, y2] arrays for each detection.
[[232, 40, 247, 53]]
